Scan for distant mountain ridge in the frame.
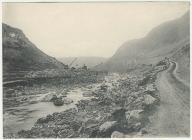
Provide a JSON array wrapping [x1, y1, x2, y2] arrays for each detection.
[[3, 23, 66, 73], [58, 57, 107, 68], [94, 12, 189, 72]]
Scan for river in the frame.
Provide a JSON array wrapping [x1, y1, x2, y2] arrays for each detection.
[[3, 85, 98, 135], [3, 73, 120, 136]]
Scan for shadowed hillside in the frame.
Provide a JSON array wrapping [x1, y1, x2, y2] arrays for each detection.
[[94, 12, 189, 72], [3, 23, 66, 73]]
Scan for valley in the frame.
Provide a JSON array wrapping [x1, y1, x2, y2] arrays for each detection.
[[3, 10, 190, 138]]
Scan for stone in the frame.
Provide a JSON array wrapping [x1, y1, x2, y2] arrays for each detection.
[[63, 98, 73, 104], [58, 128, 75, 138], [82, 91, 93, 97], [100, 84, 108, 92], [41, 93, 57, 102], [53, 98, 64, 106], [145, 84, 156, 92], [111, 107, 126, 121], [143, 94, 156, 105], [130, 92, 141, 98], [5, 89, 15, 97], [50, 95, 58, 102], [111, 131, 124, 138], [125, 110, 144, 122], [132, 122, 142, 131], [21, 97, 27, 101], [99, 121, 117, 133], [86, 85, 93, 89], [36, 117, 49, 124], [140, 128, 148, 134]]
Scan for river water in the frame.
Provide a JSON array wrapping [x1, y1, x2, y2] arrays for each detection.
[[3, 73, 120, 136], [3, 86, 96, 135]]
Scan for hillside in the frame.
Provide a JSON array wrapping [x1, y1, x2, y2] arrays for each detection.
[[58, 57, 107, 68], [3, 23, 66, 73], [171, 43, 190, 85], [94, 12, 189, 72]]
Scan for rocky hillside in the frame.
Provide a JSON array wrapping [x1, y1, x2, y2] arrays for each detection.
[[95, 12, 189, 72], [3, 23, 66, 73], [171, 43, 190, 84], [58, 57, 107, 68]]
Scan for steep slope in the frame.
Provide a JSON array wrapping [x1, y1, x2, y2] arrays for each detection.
[[171, 43, 190, 85], [95, 12, 189, 72], [58, 57, 107, 68], [3, 23, 66, 73]]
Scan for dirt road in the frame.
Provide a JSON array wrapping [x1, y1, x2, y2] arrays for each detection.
[[146, 61, 190, 137]]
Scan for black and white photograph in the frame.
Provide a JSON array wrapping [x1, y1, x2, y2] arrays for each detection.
[[2, 1, 190, 138]]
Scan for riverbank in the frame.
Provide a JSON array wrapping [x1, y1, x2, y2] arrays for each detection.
[[3, 81, 103, 138], [15, 60, 169, 138], [3, 69, 106, 138]]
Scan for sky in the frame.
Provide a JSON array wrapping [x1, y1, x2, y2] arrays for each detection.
[[2, 2, 189, 58]]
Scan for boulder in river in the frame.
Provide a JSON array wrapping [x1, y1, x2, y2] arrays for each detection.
[[53, 98, 64, 106], [36, 117, 50, 124], [41, 93, 57, 102], [50, 95, 58, 102], [63, 98, 73, 104], [21, 97, 28, 101], [86, 85, 93, 89]]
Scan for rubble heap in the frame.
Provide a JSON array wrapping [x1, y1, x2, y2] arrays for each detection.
[[17, 60, 169, 138]]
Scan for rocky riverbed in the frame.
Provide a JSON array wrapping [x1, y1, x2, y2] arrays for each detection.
[[3, 70, 105, 138], [4, 59, 170, 138], [3, 84, 102, 136]]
